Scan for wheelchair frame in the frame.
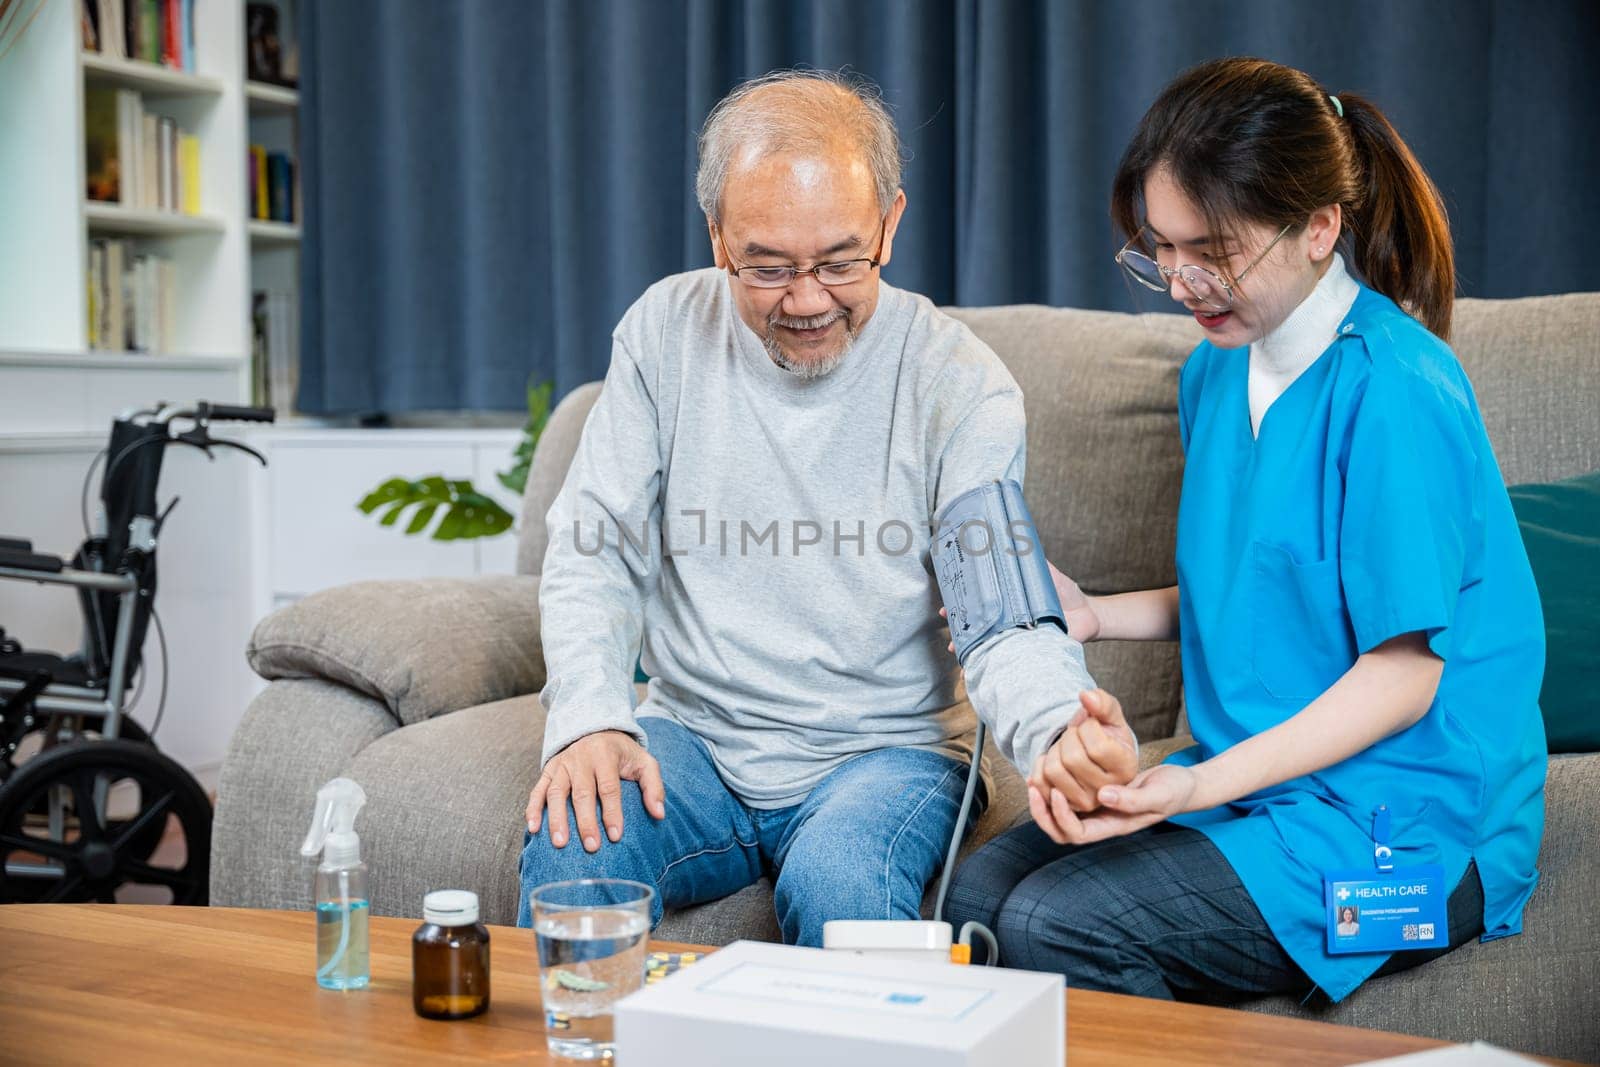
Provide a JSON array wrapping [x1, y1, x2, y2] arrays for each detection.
[[0, 400, 273, 902]]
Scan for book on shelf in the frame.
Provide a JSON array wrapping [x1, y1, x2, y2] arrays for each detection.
[[82, 0, 195, 73], [92, 0, 123, 58], [81, 0, 98, 51], [138, 0, 158, 64], [268, 152, 293, 223], [251, 289, 298, 411], [87, 238, 176, 354], [250, 145, 267, 219], [85, 86, 120, 201], [141, 112, 156, 207], [245, 1, 296, 87], [249, 145, 296, 223], [160, 0, 179, 68], [179, 133, 201, 214], [85, 85, 200, 213], [184, 0, 195, 72], [118, 89, 140, 202]]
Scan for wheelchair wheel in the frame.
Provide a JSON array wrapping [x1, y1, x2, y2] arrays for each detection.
[[0, 738, 211, 905], [8, 716, 168, 863]]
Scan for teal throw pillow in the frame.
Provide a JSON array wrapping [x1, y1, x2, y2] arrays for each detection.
[[1508, 469, 1600, 754]]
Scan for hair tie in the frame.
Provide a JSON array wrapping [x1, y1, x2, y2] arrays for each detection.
[[1329, 94, 1344, 118]]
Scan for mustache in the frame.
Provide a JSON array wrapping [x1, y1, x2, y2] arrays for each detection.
[[769, 309, 846, 330]]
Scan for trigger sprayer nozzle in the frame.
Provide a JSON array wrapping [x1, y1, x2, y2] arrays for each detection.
[[300, 777, 367, 869]]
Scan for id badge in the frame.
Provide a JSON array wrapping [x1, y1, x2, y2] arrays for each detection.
[[1324, 865, 1448, 954], [1323, 804, 1447, 955]]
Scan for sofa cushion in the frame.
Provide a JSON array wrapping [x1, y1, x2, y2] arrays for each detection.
[[1509, 469, 1600, 752], [211, 677, 402, 911], [1452, 293, 1600, 485], [248, 576, 545, 727], [945, 305, 1198, 743]]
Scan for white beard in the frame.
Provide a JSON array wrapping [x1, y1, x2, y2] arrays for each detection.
[[763, 311, 856, 380]]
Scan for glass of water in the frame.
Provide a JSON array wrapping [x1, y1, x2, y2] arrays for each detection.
[[531, 878, 654, 1061]]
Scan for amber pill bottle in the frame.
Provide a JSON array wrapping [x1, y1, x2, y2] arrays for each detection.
[[412, 890, 490, 1020]]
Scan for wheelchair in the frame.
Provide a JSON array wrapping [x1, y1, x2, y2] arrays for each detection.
[[0, 400, 273, 904]]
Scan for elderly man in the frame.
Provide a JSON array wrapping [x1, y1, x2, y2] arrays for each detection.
[[519, 70, 1132, 945]]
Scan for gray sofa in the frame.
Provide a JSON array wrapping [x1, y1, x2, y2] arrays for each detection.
[[215, 293, 1600, 1061]]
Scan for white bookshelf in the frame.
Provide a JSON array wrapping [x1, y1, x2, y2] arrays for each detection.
[[0, 0, 250, 370], [245, 79, 297, 111], [0, 0, 269, 783], [0, 348, 246, 370], [85, 201, 228, 236], [247, 218, 300, 244], [82, 51, 225, 95]]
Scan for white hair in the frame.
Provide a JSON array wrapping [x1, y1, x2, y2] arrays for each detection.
[[696, 69, 903, 223]]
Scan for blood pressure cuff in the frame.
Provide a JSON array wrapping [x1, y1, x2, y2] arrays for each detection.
[[932, 479, 1067, 664]]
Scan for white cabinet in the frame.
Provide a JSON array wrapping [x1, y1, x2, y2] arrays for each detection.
[[255, 428, 525, 611]]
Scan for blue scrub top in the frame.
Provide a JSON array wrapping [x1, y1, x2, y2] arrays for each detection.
[[1166, 285, 1547, 1002]]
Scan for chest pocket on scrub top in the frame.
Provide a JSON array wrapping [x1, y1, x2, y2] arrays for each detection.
[[1250, 541, 1358, 701]]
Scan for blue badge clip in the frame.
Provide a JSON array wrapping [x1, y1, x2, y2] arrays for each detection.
[[1372, 805, 1394, 874]]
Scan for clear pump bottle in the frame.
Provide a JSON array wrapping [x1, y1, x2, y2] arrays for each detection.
[[300, 777, 370, 990]]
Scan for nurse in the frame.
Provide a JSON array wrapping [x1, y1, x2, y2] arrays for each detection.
[[944, 57, 1546, 1004]]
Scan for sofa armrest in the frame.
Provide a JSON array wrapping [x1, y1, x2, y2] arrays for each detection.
[[212, 677, 400, 908], [248, 575, 544, 727]]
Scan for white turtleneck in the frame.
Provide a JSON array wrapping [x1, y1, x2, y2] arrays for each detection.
[[1248, 252, 1361, 436]]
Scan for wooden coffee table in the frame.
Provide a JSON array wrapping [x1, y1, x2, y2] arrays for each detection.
[[0, 905, 1531, 1065]]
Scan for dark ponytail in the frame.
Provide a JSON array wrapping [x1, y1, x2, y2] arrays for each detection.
[[1110, 58, 1456, 340], [1336, 92, 1455, 339]]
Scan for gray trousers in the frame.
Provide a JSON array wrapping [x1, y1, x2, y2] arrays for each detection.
[[944, 821, 1483, 1002]]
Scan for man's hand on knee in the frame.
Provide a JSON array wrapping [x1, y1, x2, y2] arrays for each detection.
[[525, 730, 666, 852]]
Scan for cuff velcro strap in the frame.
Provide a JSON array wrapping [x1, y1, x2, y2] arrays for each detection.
[[932, 479, 1067, 664]]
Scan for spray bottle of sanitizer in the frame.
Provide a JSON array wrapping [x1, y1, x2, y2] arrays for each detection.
[[300, 777, 370, 990]]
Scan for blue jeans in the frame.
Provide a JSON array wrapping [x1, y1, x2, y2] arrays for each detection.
[[517, 716, 973, 946]]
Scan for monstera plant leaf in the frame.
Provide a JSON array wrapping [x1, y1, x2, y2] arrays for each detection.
[[356, 476, 515, 541], [352, 378, 551, 541], [497, 379, 554, 495]]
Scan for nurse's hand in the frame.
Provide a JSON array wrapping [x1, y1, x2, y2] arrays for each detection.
[[1028, 689, 1137, 812], [1047, 562, 1101, 643], [1029, 764, 1198, 845]]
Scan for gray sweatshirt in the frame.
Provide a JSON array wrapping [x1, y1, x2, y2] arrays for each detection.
[[538, 268, 1095, 808]]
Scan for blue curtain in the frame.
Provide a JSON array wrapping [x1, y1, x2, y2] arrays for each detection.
[[298, 0, 1600, 415]]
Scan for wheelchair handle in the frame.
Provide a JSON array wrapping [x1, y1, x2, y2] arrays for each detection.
[[197, 403, 276, 424]]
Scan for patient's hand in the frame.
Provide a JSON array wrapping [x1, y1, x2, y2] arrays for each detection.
[[525, 730, 665, 852], [1028, 689, 1137, 819]]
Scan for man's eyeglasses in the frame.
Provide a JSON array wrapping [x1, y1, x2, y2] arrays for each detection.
[[1114, 223, 1292, 310], [719, 218, 887, 289]]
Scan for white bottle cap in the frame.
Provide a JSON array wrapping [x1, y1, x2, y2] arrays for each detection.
[[424, 889, 480, 926]]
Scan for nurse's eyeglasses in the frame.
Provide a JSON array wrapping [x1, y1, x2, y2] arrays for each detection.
[[1114, 224, 1292, 310]]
